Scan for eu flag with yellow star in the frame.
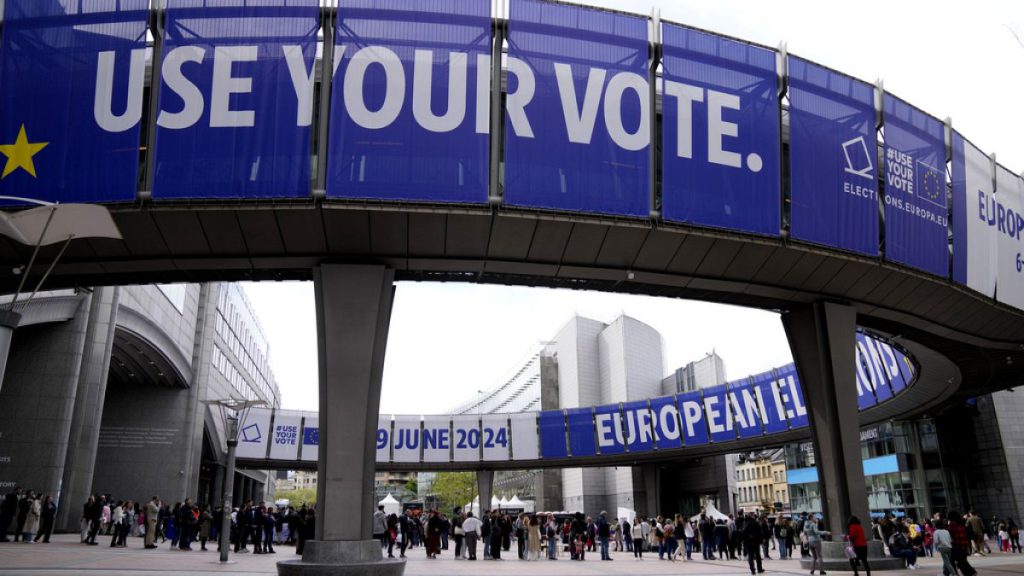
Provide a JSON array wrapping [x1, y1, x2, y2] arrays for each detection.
[[0, 0, 148, 204]]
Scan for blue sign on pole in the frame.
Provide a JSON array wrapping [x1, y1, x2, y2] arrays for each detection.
[[326, 0, 492, 203], [594, 404, 625, 455], [504, 0, 650, 216], [788, 57, 879, 256], [0, 0, 149, 203], [661, 24, 780, 235], [152, 0, 319, 199], [882, 95, 948, 277]]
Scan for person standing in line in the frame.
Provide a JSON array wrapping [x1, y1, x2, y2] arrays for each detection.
[[514, 513, 526, 560], [0, 488, 20, 542], [262, 505, 276, 554], [847, 515, 871, 576], [527, 515, 541, 560], [632, 516, 645, 559], [400, 508, 413, 559], [199, 505, 213, 551], [109, 501, 124, 547], [83, 495, 101, 545], [743, 513, 765, 575], [372, 504, 388, 555], [20, 493, 40, 543], [449, 508, 463, 560], [622, 518, 632, 552], [803, 513, 825, 575], [14, 490, 33, 542], [296, 507, 315, 556], [597, 510, 612, 561], [34, 496, 56, 544], [462, 511, 481, 560], [144, 497, 160, 549], [544, 510, 561, 557], [488, 511, 503, 560], [683, 516, 696, 560]]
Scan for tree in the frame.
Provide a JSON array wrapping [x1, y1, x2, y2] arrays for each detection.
[[428, 472, 476, 511], [273, 487, 317, 507], [404, 479, 418, 499]]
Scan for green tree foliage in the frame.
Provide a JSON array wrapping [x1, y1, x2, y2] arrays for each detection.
[[428, 472, 476, 510], [273, 487, 317, 507]]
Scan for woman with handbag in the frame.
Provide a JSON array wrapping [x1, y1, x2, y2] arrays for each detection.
[[847, 516, 870, 576]]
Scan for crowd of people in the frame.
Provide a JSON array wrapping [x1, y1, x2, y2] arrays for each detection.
[[2, 484, 1021, 576]]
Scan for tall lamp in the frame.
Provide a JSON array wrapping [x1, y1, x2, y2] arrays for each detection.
[[208, 398, 265, 564], [0, 200, 121, 393]]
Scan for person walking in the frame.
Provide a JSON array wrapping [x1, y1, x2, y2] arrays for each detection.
[[199, 505, 213, 551], [545, 515, 559, 560], [83, 495, 101, 545], [933, 519, 955, 576], [462, 511, 481, 560], [804, 513, 825, 575], [948, 512, 977, 576], [743, 513, 765, 575], [109, 502, 125, 547], [966, 511, 986, 556], [847, 516, 871, 576]]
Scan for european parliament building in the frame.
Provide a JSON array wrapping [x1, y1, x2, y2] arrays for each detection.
[[0, 283, 280, 532]]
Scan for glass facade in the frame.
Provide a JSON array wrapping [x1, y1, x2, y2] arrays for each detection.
[[213, 284, 280, 407], [785, 419, 964, 520]]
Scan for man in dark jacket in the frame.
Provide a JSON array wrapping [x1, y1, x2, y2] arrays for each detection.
[[743, 514, 765, 575], [15, 490, 33, 542], [0, 488, 19, 542], [597, 511, 612, 560], [251, 503, 265, 554], [83, 495, 102, 545]]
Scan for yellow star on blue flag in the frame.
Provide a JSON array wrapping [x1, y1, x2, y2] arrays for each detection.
[[0, 124, 48, 179]]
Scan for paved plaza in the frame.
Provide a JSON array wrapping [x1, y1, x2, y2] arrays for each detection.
[[0, 535, 1023, 576]]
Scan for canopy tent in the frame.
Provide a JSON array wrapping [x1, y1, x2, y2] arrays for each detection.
[[617, 507, 636, 524], [499, 496, 510, 506], [690, 502, 730, 522], [379, 493, 401, 517]]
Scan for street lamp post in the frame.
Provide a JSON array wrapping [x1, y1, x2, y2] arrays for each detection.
[[208, 398, 265, 564]]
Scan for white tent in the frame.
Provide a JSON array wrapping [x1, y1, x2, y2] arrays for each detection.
[[507, 495, 525, 510], [379, 493, 401, 517], [499, 496, 510, 507], [617, 507, 636, 524], [690, 502, 729, 522], [491, 495, 500, 508]]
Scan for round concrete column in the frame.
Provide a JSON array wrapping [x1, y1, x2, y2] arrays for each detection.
[[0, 309, 22, 393]]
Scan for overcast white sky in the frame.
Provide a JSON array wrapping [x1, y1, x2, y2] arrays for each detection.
[[245, 0, 1024, 415]]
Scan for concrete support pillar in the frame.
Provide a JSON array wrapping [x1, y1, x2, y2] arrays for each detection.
[[56, 287, 119, 531], [279, 264, 402, 576], [0, 310, 21, 394], [641, 463, 659, 517], [477, 470, 493, 515], [781, 302, 869, 537]]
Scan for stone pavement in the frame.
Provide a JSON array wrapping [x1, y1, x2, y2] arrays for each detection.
[[1, 535, 1022, 576]]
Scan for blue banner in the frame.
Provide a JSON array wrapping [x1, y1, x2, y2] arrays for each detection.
[[537, 410, 567, 458], [622, 400, 654, 453], [676, 391, 709, 446], [0, 0, 149, 203], [566, 407, 597, 457], [776, 365, 809, 428], [326, 0, 491, 203], [751, 368, 788, 434], [854, 333, 880, 410], [594, 404, 625, 455], [883, 96, 948, 276], [788, 57, 879, 256], [504, 0, 650, 216], [727, 379, 765, 439], [661, 25, 780, 235], [152, 0, 319, 199], [649, 395, 682, 450]]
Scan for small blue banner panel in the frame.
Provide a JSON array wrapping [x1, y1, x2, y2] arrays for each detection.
[[326, 0, 491, 203], [504, 0, 650, 216], [152, 0, 320, 199], [951, 132, 997, 297], [788, 57, 879, 256], [882, 95, 948, 277], [750, 368, 789, 434], [0, 0, 149, 203], [776, 364, 809, 429], [660, 24, 780, 235], [566, 407, 597, 457], [537, 409, 567, 458], [676, 390, 709, 446], [593, 404, 625, 455], [649, 395, 683, 450]]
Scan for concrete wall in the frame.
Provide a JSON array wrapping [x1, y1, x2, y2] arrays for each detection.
[[991, 386, 1024, 522]]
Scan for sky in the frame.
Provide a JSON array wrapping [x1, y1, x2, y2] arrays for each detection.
[[244, 0, 1024, 416]]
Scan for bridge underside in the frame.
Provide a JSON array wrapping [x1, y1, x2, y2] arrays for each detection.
[[0, 203, 1019, 402]]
